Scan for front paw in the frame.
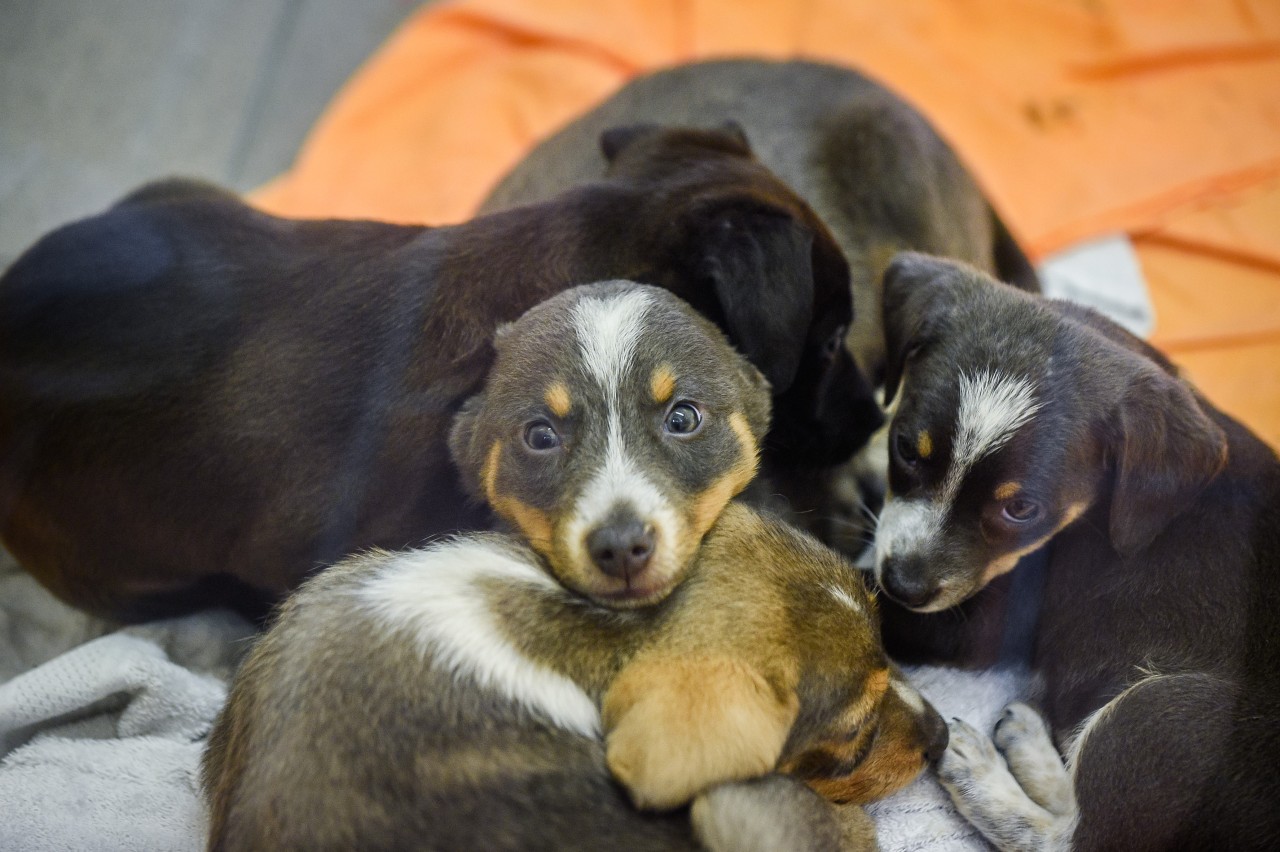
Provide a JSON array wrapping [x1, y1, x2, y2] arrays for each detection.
[[604, 655, 797, 810]]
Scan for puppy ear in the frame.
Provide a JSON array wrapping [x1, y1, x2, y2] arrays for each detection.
[[1108, 368, 1227, 556], [698, 206, 816, 393], [881, 252, 954, 405], [733, 354, 773, 443], [447, 393, 488, 498], [715, 120, 751, 152], [601, 124, 662, 162]]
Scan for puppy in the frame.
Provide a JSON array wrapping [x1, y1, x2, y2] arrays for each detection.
[[202, 504, 947, 851], [872, 253, 1280, 850], [0, 123, 875, 622], [480, 57, 1039, 547], [447, 282, 768, 607]]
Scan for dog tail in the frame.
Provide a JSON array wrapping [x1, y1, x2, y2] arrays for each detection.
[[691, 774, 876, 852]]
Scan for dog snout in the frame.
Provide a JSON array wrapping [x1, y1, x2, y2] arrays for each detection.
[[587, 517, 655, 580], [923, 704, 950, 763], [879, 556, 940, 610]]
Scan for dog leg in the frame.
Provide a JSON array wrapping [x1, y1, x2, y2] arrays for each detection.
[[936, 717, 1074, 852], [603, 654, 798, 810], [992, 703, 1075, 817]]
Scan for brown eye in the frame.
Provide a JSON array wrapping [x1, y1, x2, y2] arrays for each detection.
[[822, 325, 847, 359], [524, 421, 561, 451], [894, 431, 919, 467], [1002, 498, 1041, 524], [664, 402, 702, 436]]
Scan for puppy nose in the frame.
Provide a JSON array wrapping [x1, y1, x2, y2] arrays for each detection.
[[587, 521, 655, 580], [879, 558, 939, 610], [924, 707, 950, 763]]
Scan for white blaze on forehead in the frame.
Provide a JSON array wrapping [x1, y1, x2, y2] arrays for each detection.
[[953, 369, 1042, 477], [875, 369, 1040, 575], [358, 538, 601, 738], [571, 287, 652, 395], [566, 288, 677, 547]]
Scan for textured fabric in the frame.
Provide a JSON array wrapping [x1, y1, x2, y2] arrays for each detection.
[[252, 0, 1280, 446]]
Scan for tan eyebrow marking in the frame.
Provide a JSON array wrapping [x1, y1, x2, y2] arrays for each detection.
[[994, 481, 1021, 501], [916, 430, 933, 460], [650, 364, 677, 404], [544, 382, 572, 418]]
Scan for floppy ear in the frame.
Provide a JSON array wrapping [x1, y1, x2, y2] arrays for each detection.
[[697, 206, 816, 393], [732, 353, 773, 444], [1108, 368, 1228, 556], [601, 124, 663, 162], [880, 252, 955, 404], [447, 392, 488, 498], [715, 120, 751, 152]]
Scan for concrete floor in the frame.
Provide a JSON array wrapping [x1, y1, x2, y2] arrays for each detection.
[[1, 0, 419, 264]]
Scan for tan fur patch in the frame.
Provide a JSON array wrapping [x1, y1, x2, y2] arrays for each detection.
[[981, 501, 1089, 585], [687, 412, 760, 543], [604, 654, 798, 810], [544, 382, 572, 418], [482, 441, 554, 552], [994, 481, 1021, 501], [650, 364, 677, 404], [917, 430, 933, 460]]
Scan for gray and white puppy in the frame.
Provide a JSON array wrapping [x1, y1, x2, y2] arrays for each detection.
[[448, 280, 770, 608]]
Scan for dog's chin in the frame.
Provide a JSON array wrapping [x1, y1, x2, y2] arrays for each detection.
[[558, 558, 687, 610]]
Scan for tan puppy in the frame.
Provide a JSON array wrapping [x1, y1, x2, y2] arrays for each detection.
[[202, 502, 947, 851]]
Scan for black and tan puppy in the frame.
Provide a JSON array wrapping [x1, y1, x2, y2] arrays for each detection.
[[481, 57, 1039, 545], [872, 253, 1280, 850], [0, 123, 874, 622], [482, 58, 1040, 399]]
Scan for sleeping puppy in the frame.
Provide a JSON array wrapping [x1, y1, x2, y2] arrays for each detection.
[[0, 123, 873, 623], [872, 253, 1280, 850], [480, 57, 1039, 547], [203, 504, 947, 851]]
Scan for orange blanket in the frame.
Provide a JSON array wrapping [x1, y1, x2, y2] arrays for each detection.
[[254, 0, 1280, 446]]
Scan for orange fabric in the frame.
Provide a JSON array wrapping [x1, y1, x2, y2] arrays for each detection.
[[253, 0, 1280, 446]]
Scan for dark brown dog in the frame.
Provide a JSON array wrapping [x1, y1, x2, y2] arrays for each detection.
[[481, 57, 1040, 546], [873, 253, 1280, 850], [0, 124, 876, 622]]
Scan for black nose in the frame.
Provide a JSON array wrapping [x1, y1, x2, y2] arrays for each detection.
[[924, 708, 950, 763], [587, 521, 655, 580], [879, 558, 940, 610]]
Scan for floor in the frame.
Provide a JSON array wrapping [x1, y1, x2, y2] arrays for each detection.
[[1, 0, 420, 265]]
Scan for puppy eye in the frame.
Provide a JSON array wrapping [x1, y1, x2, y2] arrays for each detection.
[[822, 325, 847, 359], [524, 421, 562, 452], [893, 431, 920, 467], [664, 402, 703, 436], [1002, 499, 1041, 524]]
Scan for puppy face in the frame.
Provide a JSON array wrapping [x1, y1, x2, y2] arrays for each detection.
[[872, 253, 1227, 612], [602, 124, 884, 466], [450, 281, 771, 608]]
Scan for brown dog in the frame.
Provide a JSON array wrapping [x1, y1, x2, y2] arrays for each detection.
[[0, 124, 876, 622], [873, 253, 1280, 850], [203, 500, 947, 851]]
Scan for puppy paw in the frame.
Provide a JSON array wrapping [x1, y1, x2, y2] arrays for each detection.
[[937, 717, 1067, 852], [993, 703, 1075, 817], [604, 655, 797, 811]]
